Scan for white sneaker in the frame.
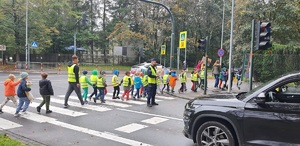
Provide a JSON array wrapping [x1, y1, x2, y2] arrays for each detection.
[[22, 111, 28, 115]]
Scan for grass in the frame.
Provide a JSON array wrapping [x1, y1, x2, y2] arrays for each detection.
[[0, 134, 25, 146]]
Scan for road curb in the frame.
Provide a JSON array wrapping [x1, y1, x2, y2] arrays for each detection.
[[164, 92, 192, 100], [0, 130, 47, 146]]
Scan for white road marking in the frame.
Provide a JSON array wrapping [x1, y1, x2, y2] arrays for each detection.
[[118, 91, 175, 100], [117, 108, 182, 121], [115, 123, 148, 133], [30, 102, 87, 117], [37, 97, 112, 112], [141, 117, 169, 125], [105, 96, 146, 105], [3, 106, 152, 146], [0, 117, 22, 130]]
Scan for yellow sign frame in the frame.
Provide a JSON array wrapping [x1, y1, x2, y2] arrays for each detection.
[[161, 45, 166, 55], [179, 31, 187, 49]]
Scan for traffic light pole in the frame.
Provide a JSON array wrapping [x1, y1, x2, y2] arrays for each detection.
[[204, 36, 209, 95], [249, 19, 255, 91]]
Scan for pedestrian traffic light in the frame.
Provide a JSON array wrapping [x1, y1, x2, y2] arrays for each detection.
[[197, 39, 206, 51], [257, 22, 271, 50], [82, 13, 88, 26]]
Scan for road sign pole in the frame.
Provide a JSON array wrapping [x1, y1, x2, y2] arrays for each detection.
[[184, 47, 187, 66], [204, 36, 209, 95], [249, 19, 255, 91], [2, 50, 3, 65], [177, 47, 180, 72], [228, 0, 235, 93], [25, 0, 28, 70]]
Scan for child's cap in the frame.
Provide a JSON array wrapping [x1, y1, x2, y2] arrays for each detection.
[[82, 70, 88, 75], [20, 72, 29, 79]]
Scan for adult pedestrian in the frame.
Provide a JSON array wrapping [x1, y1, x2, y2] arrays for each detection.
[[212, 60, 221, 89], [64, 55, 85, 108], [147, 58, 159, 107], [37, 72, 54, 114]]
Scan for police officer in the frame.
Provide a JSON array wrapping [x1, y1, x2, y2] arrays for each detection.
[[64, 55, 85, 107], [147, 58, 159, 107]]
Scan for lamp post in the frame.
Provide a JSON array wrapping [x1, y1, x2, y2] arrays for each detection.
[[139, 0, 175, 68], [220, 0, 225, 66], [228, 0, 235, 92], [25, 0, 29, 69]]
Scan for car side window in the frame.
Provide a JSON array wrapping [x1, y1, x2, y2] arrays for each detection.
[[266, 80, 300, 103]]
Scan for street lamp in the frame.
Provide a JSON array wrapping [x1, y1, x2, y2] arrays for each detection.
[[139, 0, 175, 68], [220, 0, 225, 66], [228, 0, 235, 92], [25, 0, 29, 69]]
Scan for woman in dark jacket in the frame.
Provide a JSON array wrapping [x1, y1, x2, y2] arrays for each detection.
[[37, 72, 54, 114]]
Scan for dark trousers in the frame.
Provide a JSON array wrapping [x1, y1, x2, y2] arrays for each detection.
[[65, 82, 84, 105], [180, 83, 186, 92], [130, 85, 134, 96], [134, 88, 140, 98], [88, 86, 98, 98], [143, 85, 148, 97], [113, 86, 120, 97], [162, 84, 170, 92], [192, 81, 198, 92], [147, 84, 157, 104], [38, 95, 51, 111], [214, 74, 219, 88]]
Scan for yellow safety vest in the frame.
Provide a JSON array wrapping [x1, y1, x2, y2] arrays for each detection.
[[142, 75, 148, 86], [123, 76, 130, 87], [130, 76, 134, 86], [163, 74, 169, 84], [157, 77, 161, 85], [90, 75, 98, 85], [68, 64, 78, 82], [200, 71, 205, 79], [112, 75, 119, 87], [191, 73, 198, 81], [96, 77, 104, 88], [148, 66, 157, 84], [180, 73, 187, 83], [79, 75, 88, 88]]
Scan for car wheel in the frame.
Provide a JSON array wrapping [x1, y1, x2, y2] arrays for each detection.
[[196, 121, 235, 146]]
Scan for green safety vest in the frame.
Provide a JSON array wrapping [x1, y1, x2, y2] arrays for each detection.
[[90, 75, 98, 85], [112, 75, 119, 87], [163, 74, 169, 84], [68, 64, 78, 82], [142, 75, 148, 86], [123, 76, 130, 87], [96, 77, 104, 88], [191, 73, 198, 81], [180, 73, 187, 83], [148, 66, 157, 84], [79, 75, 88, 88]]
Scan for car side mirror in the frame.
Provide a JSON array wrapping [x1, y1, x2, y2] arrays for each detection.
[[254, 93, 266, 104]]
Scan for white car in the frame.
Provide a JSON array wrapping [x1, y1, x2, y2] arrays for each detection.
[[131, 62, 166, 73]]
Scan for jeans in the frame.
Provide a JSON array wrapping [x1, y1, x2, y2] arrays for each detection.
[[130, 85, 134, 96], [143, 85, 148, 97], [147, 84, 157, 104], [214, 74, 219, 88], [16, 97, 30, 113], [96, 88, 105, 102], [134, 88, 140, 98], [65, 82, 84, 105]]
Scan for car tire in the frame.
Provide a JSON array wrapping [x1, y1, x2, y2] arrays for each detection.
[[196, 121, 235, 146]]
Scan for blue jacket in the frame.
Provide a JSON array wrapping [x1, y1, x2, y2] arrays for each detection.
[[134, 76, 142, 89], [17, 79, 31, 98]]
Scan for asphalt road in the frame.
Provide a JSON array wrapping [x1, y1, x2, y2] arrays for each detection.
[[0, 73, 196, 146]]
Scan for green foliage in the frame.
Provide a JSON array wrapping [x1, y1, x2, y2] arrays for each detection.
[[0, 134, 25, 146]]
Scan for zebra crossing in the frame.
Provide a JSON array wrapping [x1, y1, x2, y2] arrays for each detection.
[[0, 92, 177, 146]]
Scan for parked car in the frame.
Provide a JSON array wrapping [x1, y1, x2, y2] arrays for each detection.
[[183, 72, 300, 146], [131, 62, 165, 72]]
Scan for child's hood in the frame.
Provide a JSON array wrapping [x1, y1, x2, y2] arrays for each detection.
[[92, 70, 98, 75], [113, 70, 119, 75], [164, 69, 170, 75], [4, 79, 12, 86]]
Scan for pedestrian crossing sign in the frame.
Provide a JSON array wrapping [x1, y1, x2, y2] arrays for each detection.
[[31, 42, 38, 48], [161, 45, 166, 55], [179, 31, 187, 49]]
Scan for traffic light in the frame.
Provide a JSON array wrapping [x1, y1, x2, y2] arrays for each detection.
[[257, 22, 271, 50], [197, 39, 206, 51], [139, 48, 145, 56], [82, 13, 88, 26]]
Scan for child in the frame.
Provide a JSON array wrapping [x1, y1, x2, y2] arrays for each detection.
[[95, 71, 107, 103], [112, 70, 120, 99], [133, 72, 142, 100], [88, 70, 98, 101], [179, 69, 187, 93], [142, 70, 148, 98], [130, 70, 135, 98], [191, 68, 199, 92], [121, 71, 132, 101], [169, 71, 177, 93], [37, 72, 54, 114], [79, 70, 92, 103], [139, 72, 145, 97], [236, 68, 242, 90], [0, 74, 21, 114], [199, 67, 205, 90], [161, 69, 170, 94], [221, 67, 228, 90], [15, 72, 31, 116]]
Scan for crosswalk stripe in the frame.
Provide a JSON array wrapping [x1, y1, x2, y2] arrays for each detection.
[[115, 123, 148, 133], [118, 91, 175, 100], [3, 106, 152, 146], [106, 93, 163, 102], [37, 98, 112, 112], [141, 117, 169, 125], [58, 95, 132, 108], [30, 102, 87, 117], [0, 117, 22, 130], [105, 96, 145, 105]]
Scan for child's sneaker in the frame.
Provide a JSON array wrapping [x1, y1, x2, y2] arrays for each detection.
[[84, 100, 88, 104], [0, 109, 3, 114], [36, 107, 41, 113], [22, 111, 28, 115], [46, 110, 52, 114], [14, 112, 20, 117]]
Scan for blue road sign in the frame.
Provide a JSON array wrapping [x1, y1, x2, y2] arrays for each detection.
[[31, 42, 38, 48], [218, 48, 224, 57]]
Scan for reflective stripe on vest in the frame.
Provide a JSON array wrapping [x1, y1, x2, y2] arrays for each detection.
[[79, 76, 88, 88], [191, 73, 198, 81], [90, 75, 98, 85], [123, 76, 129, 87], [180, 73, 187, 83], [96, 77, 104, 87], [112, 75, 119, 87], [68, 64, 77, 82], [142, 75, 148, 86], [163, 74, 169, 84], [148, 66, 157, 84]]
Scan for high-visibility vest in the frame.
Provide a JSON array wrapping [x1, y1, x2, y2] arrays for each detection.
[[90, 75, 98, 85], [191, 73, 198, 81], [157, 77, 161, 85], [123, 76, 130, 87], [180, 73, 187, 83], [96, 77, 104, 88], [142, 75, 148, 86], [130, 76, 134, 86], [148, 66, 157, 84], [79, 75, 88, 88], [68, 64, 78, 82], [200, 71, 205, 79], [112, 75, 119, 87], [163, 74, 169, 84]]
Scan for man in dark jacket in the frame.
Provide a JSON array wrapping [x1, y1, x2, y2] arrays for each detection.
[[37, 72, 54, 114], [64, 55, 84, 108], [147, 58, 159, 107]]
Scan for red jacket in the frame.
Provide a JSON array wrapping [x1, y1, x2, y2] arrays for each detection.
[[4, 79, 20, 96]]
